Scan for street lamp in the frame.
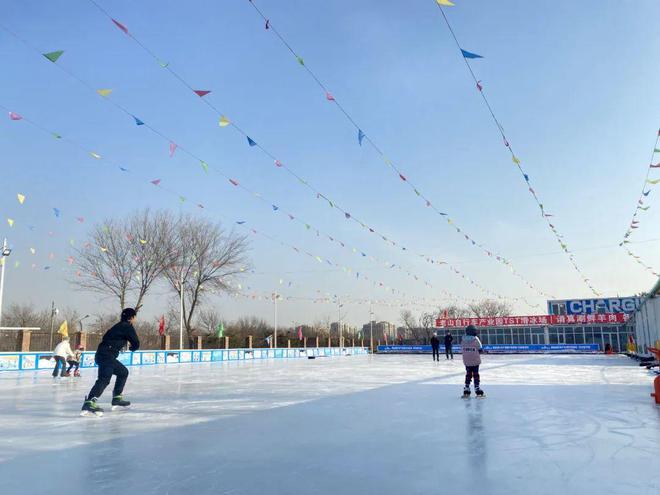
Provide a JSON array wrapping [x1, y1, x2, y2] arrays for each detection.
[[0, 238, 12, 327], [79, 314, 90, 332]]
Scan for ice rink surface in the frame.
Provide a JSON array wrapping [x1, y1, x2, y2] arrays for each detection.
[[1, 353, 658, 494]]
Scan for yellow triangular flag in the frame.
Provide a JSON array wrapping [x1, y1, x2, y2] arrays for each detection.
[[97, 89, 113, 97], [58, 320, 68, 337], [100, 247, 108, 252], [436, 0, 455, 5], [7, 218, 14, 227], [17, 193, 26, 204], [139, 239, 147, 244], [90, 152, 101, 159], [512, 155, 521, 165], [647, 178, 660, 185], [219, 116, 230, 127]]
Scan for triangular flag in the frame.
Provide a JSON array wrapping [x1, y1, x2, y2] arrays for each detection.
[[229, 179, 239, 186], [642, 190, 650, 196], [194, 90, 211, 97], [7, 218, 14, 227], [236, 221, 246, 225], [96, 89, 113, 97], [17, 194, 25, 204], [639, 206, 650, 211], [654, 148, 660, 153], [90, 152, 101, 159], [650, 163, 660, 168], [326, 92, 335, 101], [358, 129, 365, 146], [647, 178, 660, 185], [133, 116, 145, 126], [53, 208, 60, 218], [399, 174, 407, 181], [179, 196, 186, 203], [112, 19, 129, 34], [265, 19, 270, 30], [274, 160, 283, 167], [30, 248, 36, 255], [219, 116, 230, 127], [158, 60, 169, 68], [169, 142, 177, 157], [139, 239, 147, 244], [476, 80, 483, 91], [461, 49, 483, 59], [151, 179, 161, 186], [52, 132, 62, 139], [436, 0, 455, 5], [216, 323, 225, 338], [43, 50, 64, 63], [76, 217, 84, 223], [272, 205, 279, 211], [512, 155, 521, 165], [200, 161, 209, 173], [296, 56, 305, 66], [58, 320, 68, 337], [247, 136, 257, 147], [119, 166, 129, 172], [9, 112, 22, 121]]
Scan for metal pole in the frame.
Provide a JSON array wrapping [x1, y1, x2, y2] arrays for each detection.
[[338, 297, 342, 348], [274, 296, 278, 348], [49, 301, 55, 350], [0, 239, 7, 327], [179, 274, 184, 350]]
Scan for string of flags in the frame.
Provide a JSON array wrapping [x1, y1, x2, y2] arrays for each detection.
[[79, 4, 529, 304], [430, 0, 600, 296], [619, 129, 660, 276], [3, 106, 464, 305], [242, 0, 553, 300]]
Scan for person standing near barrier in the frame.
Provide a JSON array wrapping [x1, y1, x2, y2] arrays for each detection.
[[430, 333, 440, 361], [52, 337, 74, 377], [462, 325, 484, 398], [444, 331, 454, 360], [81, 308, 140, 416]]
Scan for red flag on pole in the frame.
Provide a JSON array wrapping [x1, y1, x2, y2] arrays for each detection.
[[298, 326, 303, 340], [158, 315, 165, 336]]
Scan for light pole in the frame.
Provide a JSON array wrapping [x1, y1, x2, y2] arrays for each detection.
[[0, 239, 11, 327], [78, 314, 90, 332], [49, 301, 59, 350], [179, 273, 184, 350], [273, 294, 278, 348], [338, 297, 344, 349]]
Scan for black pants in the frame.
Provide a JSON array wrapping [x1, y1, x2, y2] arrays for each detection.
[[87, 354, 129, 400], [446, 345, 453, 359], [66, 360, 80, 372], [465, 365, 480, 388], [432, 347, 440, 361], [52, 356, 66, 377]]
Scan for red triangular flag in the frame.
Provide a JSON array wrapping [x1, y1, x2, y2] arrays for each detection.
[[229, 179, 239, 186], [151, 179, 161, 186], [112, 19, 129, 34], [194, 90, 211, 97], [158, 315, 165, 336]]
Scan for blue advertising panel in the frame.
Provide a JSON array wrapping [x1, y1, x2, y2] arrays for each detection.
[[377, 344, 599, 353], [553, 297, 641, 315]]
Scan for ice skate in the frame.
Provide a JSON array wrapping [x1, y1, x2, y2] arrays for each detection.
[[80, 397, 104, 417], [462, 387, 471, 399], [475, 387, 485, 398], [63, 371, 71, 377], [111, 395, 131, 411], [73, 370, 81, 377]]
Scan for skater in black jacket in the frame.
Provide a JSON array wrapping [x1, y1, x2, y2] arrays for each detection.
[[430, 333, 440, 361], [444, 331, 454, 360], [81, 308, 140, 415]]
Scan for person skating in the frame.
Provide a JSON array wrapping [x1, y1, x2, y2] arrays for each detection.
[[81, 308, 140, 416], [52, 337, 74, 378], [461, 325, 484, 398], [66, 345, 84, 377], [430, 333, 440, 362], [444, 331, 454, 360]]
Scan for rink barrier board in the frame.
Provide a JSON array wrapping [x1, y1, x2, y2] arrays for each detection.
[[377, 344, 600, 354], [0, 346, 368, 372]]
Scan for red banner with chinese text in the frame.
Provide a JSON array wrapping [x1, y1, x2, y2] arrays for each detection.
[[435, 313, 627, 328]]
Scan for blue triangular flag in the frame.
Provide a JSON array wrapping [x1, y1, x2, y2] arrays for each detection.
[[119, 166, 129, 172], [461, 49, 483, 59], [133, 116, 145, 126], [643, 190, 651, 196], [53, 208, 60, 218], [358, 129, 365, 146], [247, 136, 257, 147], [272, 205, 279, 211], [523, 174, 529, 182], [236, 221, 246, 225]]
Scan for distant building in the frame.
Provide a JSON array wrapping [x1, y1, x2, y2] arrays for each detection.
[[361, 321, 397, 339], [330, 322, 357, 337]]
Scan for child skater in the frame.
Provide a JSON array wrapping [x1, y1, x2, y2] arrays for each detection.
[[65, 345, 84, 377], [462, 325, 484, 398]]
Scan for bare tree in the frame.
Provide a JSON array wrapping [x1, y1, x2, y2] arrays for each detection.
[[72, 209, 177, 311], [400, 309, 417, 337], [3, 303, 50, 329], [468, 299, 512, 318], [163, 215, 250, 347], [196, 308, 224, 335], [419, 312, 436, 342], [437, 304, 471, 319]]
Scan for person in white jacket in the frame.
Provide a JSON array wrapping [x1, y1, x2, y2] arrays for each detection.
[[52, 337, 74, 377]]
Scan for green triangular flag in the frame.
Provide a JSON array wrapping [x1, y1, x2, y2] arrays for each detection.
[[296, 56, 305, 66], [654, 148, 660, 153], [43, 50, 64, 63], [216, 322, 224, 338], [200, 161, 209, 173]]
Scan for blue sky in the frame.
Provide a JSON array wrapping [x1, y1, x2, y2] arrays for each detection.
[[1, 0, 659, 328]]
